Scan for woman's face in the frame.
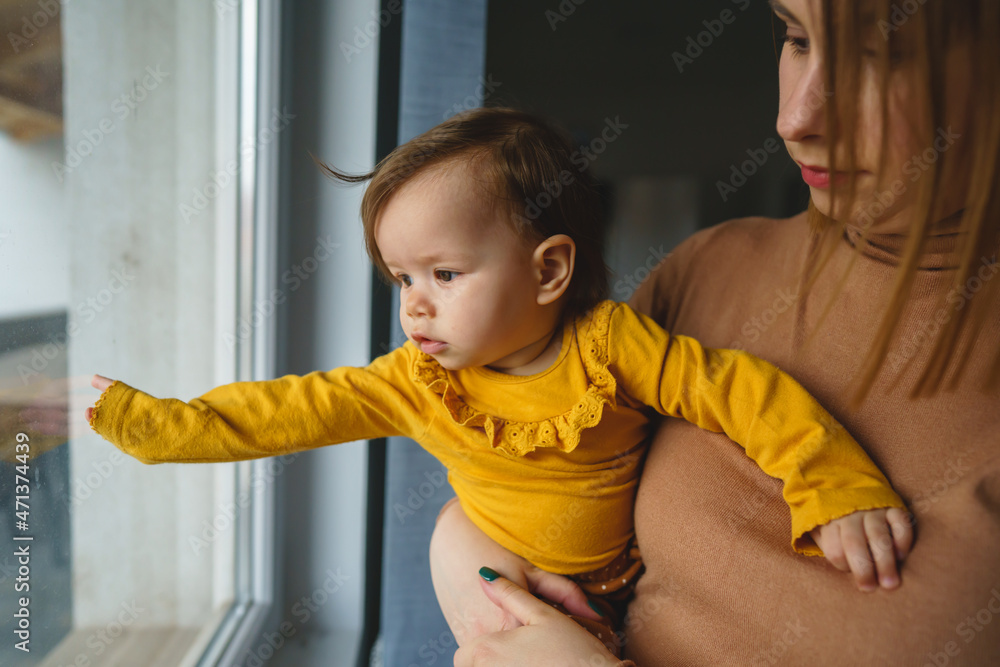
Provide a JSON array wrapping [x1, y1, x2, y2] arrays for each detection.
[[773, 0, 971, 233]]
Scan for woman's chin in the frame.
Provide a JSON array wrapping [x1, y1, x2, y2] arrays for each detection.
[[808, 189, 907, 232]]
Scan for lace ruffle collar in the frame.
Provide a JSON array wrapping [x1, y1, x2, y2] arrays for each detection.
[[411, 301, 619, 457]]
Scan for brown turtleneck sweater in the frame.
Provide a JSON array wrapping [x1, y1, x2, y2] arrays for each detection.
[[627, 211, 1000, 665]]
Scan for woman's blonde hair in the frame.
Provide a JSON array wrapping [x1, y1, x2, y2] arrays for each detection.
[[784, 0, 1000, 404]]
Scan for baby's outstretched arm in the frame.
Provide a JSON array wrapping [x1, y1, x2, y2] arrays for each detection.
[[84, 345, 422, 464], [810, 507, 914, 592]]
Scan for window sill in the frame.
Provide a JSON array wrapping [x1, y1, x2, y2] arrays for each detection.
[[39, 626, 205, 667]]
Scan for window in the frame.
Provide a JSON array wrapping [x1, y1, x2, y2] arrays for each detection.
[[0, 1, 281, 663]]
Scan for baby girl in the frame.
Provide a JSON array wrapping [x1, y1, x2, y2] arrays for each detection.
[[87, 107, 912, 654]]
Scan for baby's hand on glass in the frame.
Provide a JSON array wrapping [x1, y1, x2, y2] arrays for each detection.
[[810, 507, 914, 592], [85, 374, 114, 423]]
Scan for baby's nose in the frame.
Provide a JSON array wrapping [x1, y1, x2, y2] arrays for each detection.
[[405, 288, 434, 317]]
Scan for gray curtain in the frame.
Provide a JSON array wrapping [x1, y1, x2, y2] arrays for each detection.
[[379, 2, 488, 665]]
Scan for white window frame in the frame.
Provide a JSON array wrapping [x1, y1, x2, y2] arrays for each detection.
[[196, 0, 283, 663]]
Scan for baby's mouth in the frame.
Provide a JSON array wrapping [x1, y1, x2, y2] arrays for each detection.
[[411, 333, 447, 355]]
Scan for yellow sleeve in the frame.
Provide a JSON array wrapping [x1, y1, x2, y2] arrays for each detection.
[[89, 344, 427, 465], [608, 304, 906, 555]]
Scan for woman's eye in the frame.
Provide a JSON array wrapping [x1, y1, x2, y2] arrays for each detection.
[[783, 34, 809, 57], [777, 21, 809, 58], [436, 270, 457, 282], [398, 274, 412, 287]]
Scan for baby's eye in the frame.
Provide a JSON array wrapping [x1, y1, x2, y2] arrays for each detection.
[[435, 270, 458, 282], [397, 274, 412, 287]]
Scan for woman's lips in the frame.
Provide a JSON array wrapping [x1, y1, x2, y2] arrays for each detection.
[[798, 163, 853, 189], [412, 333, 447, 355]]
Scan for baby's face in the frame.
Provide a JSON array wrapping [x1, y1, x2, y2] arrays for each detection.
[[376, 163, 549, 372]]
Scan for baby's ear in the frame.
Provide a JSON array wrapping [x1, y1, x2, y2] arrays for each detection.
[[532, 234, 575, 306]]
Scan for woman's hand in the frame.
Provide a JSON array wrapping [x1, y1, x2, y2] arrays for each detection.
[[84, 374, 114, 422], [453, 570, 621, 667], [429, 498, 600, 646], [810, 506, 914, 592]]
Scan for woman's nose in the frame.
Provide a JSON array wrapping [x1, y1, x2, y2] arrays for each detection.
[[777, 60, 828, 144]]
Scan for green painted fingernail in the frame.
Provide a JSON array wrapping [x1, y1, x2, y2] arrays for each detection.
[[479, 566, 500, 582], [587, 600, 605, 617]]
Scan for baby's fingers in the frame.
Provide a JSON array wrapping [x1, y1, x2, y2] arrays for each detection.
[[816, 523, 850, 573], [91, 375, 113, 391], [864, 512, 900, 590], [887, 507, 915, 560], [839, 518, 878, 592]]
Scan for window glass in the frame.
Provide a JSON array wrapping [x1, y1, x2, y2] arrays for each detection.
[[0, 1, 241, 663]]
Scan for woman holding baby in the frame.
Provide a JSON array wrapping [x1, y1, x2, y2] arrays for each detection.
[[437, 0, 1000, 664]]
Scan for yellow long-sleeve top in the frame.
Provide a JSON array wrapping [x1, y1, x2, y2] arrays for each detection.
[[90, 301, 905, 574]]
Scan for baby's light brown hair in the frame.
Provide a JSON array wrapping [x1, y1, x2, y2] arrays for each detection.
[[315, 107, 609, 321]]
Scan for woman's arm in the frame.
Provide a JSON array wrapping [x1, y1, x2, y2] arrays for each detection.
[[430, 498, 600, 646]]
